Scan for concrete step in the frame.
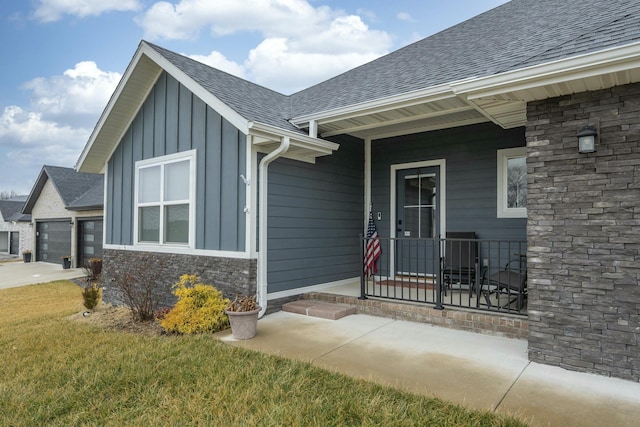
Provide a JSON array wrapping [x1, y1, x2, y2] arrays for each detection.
[[282, 300, 356, 320]]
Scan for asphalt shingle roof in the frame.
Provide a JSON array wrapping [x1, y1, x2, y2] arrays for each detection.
[[146, 0, 640, 129], [148, 43, 299, 132], [23, 166, 104, 213], [0, 200, 26, 222]]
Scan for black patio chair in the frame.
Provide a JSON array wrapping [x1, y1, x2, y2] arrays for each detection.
[[442, 232, 478, 294], [480, 257, 527, 311]]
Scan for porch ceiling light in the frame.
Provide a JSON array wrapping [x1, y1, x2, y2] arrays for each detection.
[[577, 125, 597, 153]]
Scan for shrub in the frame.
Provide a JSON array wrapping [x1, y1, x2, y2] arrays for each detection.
[[110, 260, 167, 322], [81, 284, 103, 310], [81, 257, 103, 310], [160, 275, 230, 334]]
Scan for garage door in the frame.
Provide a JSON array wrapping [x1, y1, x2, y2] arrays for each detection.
[[77, 219, 103, 268], [0, 231, 7, 252], [36, 221, 71, 264]]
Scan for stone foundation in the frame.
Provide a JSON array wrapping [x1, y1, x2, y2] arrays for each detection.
[[102, 249, 257, 309]]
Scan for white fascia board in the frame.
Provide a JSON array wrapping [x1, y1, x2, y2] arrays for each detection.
[[290, 83, 457, 126], [248, 121, 339, 153], [75, 43, 154, 172], [76, 41, 252, 173], [452, 42, 640, 100], [140, 43, 250, 134]]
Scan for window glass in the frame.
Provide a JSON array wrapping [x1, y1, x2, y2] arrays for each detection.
[[507, 157, 527, 208], [165, 204, 189, 243], [139, 206, 160, 242], [164, 160, 190, 201], [135, 151, 194, 247], [139, 166, 161, 203], [497, 147, 527, 218]]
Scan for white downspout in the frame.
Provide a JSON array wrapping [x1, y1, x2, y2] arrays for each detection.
[[257, 136, 290, 317]]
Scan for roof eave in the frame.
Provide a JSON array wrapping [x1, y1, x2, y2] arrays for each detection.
[[248, 121, 339, 164], [290, 42, 640, 137]]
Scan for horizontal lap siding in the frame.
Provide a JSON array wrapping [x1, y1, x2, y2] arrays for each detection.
[[266, 135, 364, 293], [106, 72, 246, 251], [372, 122, 526, 242]]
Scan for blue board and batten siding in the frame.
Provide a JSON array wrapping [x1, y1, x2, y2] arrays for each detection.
[[371, 122, 527, 241], [106, 72, 246, 251], [266, 135, 364, 293]]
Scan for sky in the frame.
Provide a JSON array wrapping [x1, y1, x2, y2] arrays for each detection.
[[0, 0, 509, 195]]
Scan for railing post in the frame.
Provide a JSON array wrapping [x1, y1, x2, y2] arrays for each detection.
[[359, 234, 367, 300], [434, 236, 444, 310]]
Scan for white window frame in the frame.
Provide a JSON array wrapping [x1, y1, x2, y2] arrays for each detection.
[[133, 149, 197, 248], [497, 147, 527, 218]]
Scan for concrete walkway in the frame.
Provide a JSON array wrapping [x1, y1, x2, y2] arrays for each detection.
[[0, 261, 86, 289], [220, 311, 640, 427]]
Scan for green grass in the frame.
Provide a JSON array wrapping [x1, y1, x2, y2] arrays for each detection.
[[0, 281, 529, 426]]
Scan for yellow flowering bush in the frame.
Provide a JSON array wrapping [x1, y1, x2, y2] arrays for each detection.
[[159, 274, 230, 334]]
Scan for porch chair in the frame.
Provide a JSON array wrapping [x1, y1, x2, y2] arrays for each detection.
[[442, 232, 478, 294], [480, 256, 527, 311]]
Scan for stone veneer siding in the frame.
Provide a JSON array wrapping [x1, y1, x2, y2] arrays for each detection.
[[526, 82, 640, 381], [102, 249, 257, 309]]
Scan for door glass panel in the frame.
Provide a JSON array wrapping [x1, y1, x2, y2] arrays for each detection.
[[403, 174, 436, 239]]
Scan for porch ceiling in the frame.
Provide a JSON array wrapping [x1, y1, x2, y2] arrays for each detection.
[[316, 95, 490, 140]]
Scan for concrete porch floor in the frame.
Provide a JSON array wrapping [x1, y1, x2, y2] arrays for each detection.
[[219, 310, 640, 427]]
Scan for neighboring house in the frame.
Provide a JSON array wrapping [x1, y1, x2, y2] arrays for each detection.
[[76, 0, 640, 381], [22, 166, 104, 268], [0, 196, 32, 256]]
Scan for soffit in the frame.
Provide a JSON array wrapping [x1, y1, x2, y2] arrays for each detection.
[[77, 54, 161, 173], [295, 44, 640, 140]]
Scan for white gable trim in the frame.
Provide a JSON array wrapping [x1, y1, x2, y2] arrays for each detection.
[[76, 41, 250, 173]]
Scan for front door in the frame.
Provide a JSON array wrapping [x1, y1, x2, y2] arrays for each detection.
[[395, 166, 441, 276], [10, 232, 19, 255]]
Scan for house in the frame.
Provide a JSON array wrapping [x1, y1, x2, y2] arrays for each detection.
[[22, 165, 104, 268], [0, 195, 32, 256], [76, 0, 640, 382]]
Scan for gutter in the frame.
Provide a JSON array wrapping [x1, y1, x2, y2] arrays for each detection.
[[257, 136, 290, 317]]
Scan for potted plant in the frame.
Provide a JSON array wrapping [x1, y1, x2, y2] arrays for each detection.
[[225, 295, 260, 339], [62, 255, 72, 269], [22, 250, 32, 263]]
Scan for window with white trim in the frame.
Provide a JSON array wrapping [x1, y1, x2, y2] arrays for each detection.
[[497, 147, 527, 218], [135, 150, 196, 246]]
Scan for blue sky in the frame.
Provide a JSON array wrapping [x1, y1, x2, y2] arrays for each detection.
[[0, 0, 509, 195]]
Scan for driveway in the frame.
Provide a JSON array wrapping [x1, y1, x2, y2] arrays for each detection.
[[0, 261, 86, 289]]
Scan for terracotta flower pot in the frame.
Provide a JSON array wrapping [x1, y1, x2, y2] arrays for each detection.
[[225, 307, 261, 340]]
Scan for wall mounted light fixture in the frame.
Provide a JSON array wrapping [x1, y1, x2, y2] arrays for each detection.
[[577, 125, 598, 153]]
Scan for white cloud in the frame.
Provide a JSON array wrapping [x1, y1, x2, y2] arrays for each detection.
[[33, 0, 141, 22], [245, 38, 383, 93], [0, 106, 89, 188], [23, 61, 121, 124], [0, 61, 121, 191], [137, 0, 332, 40], [139, 0, 392, 93], [0, 106, 88, 147], [397, 12, 415, 23]]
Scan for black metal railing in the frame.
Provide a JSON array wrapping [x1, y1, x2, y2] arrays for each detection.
[[360, 235, 527, 315]]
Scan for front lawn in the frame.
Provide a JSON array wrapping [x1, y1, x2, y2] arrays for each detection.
[[0, 281, 528, 426]]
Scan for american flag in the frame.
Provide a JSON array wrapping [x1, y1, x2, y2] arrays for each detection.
[[364, 212, 381, 276]]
